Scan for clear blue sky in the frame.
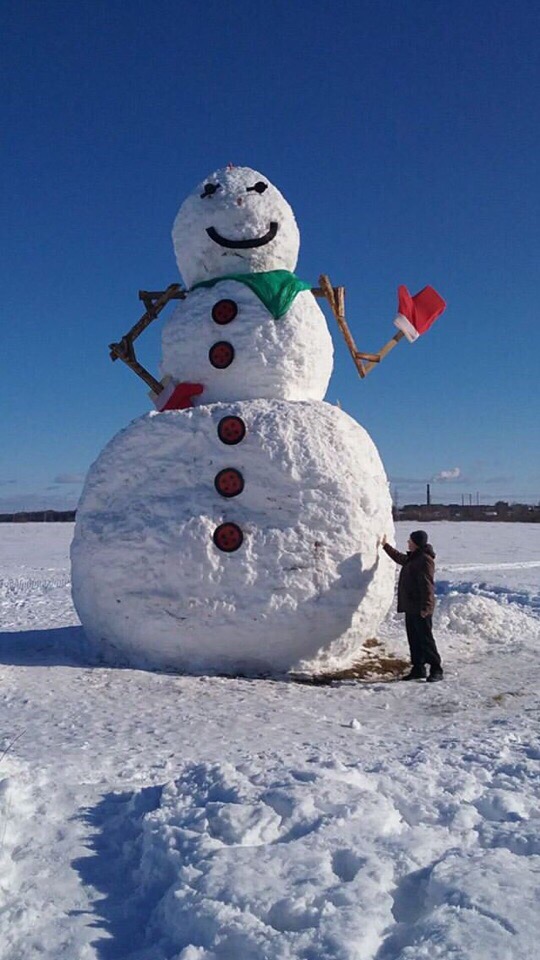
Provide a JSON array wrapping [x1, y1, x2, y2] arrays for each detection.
[[1, 0, 538, 511]]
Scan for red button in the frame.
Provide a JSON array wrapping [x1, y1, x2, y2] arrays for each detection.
[[217, 416, 246, 445], [212, 299, 238, 325], [214, 468, 244, 498], [209, 341, 235, 369], [213, 522, 243, 552]]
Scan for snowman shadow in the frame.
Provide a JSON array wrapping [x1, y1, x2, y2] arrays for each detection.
[[0, 625, 95, 668]]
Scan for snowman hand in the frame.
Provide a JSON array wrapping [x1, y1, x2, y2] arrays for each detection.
[[155, 382, 204, 411]]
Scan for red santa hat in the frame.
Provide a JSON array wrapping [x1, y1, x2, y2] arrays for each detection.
[[393, 285, 446, 343]]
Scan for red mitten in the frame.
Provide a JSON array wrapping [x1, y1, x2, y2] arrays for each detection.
[[394, 285, 446, 342], [154, 381, 204, 411]]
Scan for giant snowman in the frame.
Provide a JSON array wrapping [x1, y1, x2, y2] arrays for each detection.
[[71, 166, 395, 676]]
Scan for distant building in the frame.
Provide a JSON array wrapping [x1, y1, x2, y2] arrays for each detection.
[[393, 501, 539, 523]]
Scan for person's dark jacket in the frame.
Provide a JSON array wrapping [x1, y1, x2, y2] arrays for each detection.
[[383, 542, 436, 616]]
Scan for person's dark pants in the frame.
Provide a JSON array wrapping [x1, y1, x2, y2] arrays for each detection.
[[405, 614, 442, 670]]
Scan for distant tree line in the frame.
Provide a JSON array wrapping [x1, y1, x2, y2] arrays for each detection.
[[0, 510, 77, 523], [1, 501, 538, 524]]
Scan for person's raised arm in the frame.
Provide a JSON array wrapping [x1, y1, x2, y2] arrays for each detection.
[[380, 535, 408, 566]]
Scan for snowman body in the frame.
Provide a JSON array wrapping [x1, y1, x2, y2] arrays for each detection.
[[161, 282, 333, 403], [71, 166, 395, 675]]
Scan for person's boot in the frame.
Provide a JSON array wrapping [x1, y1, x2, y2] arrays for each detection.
[[427, 667, 444, 683], [401, 666, 427, 681]]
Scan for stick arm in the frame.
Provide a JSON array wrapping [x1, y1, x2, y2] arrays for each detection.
[[362, 330, 405, 374], [313, 275, 381, 379], [314, 274, 407, 379], [109, 283, 186, 393]]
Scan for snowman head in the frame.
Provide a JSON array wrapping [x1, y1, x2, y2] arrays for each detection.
[[172, 166, 300, 288]]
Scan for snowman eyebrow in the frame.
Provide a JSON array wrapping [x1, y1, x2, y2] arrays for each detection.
[[201, 183, 221, 198], [246, 182, 268, 194]]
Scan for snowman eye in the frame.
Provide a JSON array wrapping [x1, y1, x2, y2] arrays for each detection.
[[201, 183, 220, 198], [247, 182, 268, 194]]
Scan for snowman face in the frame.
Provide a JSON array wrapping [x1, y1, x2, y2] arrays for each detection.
[[172, 166, 300, 288]]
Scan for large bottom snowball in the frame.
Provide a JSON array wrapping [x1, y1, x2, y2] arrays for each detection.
[[71, 400, 395, 675]]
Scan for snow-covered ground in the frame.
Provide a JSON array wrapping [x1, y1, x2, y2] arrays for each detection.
[[0, 521, 539, 960]]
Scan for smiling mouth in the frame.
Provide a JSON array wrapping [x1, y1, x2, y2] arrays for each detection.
[[206, 222, 279, 249]]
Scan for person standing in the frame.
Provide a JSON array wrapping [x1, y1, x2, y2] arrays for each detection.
[[381, 530, 443, 682]]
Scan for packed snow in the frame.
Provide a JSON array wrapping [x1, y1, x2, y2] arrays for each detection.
[[1, 520, 539, 959], [71, 401, 394, 675], [166, 166, 334, 401], [73, 165, 391, 674], [161, 284, 333, 403], [171, 166, 300, 288]]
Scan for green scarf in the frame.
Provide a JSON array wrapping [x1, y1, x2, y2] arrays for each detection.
[[191, 270, 311, 320]]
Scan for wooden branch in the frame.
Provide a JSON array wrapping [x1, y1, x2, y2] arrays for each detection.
[[121, 358, 163, 394], [109, 283, 186, 394], [316, 275, 366, 379], [129, 284, 185, 343], [355, 351, 381, 362], [362, 330, 405, 374], [139, 289, 186, 301], [315, 275, 408, 378]]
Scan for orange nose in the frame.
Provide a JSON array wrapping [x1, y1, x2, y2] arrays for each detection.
[[236, 197, 243, 206]]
